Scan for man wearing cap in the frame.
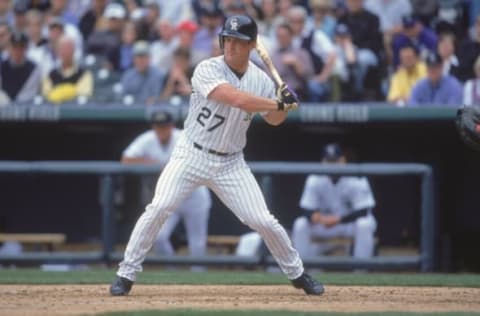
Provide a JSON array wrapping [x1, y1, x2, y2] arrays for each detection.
[[408, 52, 463, 106], [86, 2, 125, 70], [391, 15, 437, 68], [121, 41, 166, 105], [121, 110, 211, 266], [292, 143, 377, 259], [0, 31, 41, 105]]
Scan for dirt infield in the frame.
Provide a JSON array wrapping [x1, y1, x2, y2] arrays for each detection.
[[1, 284, 479, 316]]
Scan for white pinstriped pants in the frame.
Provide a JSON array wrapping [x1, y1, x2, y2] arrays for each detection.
[[117, 138, 304, 281]]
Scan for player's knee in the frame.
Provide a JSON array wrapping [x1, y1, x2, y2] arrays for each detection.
[[355, 217, 376, 234], [292, 216, 309, 234], [247, 214, 278, 232]]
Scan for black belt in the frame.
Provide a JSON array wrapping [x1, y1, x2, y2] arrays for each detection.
[[193, 142, 229, 157]]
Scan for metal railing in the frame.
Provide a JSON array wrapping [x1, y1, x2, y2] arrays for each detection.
[[0, 161, 434, 271]]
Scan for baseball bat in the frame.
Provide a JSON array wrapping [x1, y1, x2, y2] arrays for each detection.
[[256, 38, 285, 88]]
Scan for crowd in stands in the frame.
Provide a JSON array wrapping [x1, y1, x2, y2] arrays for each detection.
[[0, 0, 480, 107]]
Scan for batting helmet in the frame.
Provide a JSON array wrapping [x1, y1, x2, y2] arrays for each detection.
[[219, 15, 258, 49]]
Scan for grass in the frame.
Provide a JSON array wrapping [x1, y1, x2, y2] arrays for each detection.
[[0, 269, 479, 288], [95, 311, 480, 316]]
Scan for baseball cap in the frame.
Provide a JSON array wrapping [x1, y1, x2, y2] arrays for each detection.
[[402, 15, 418, 29], [425, 52, 443, 67], [322, 143, 343, 162], [104, 3, 126, 19], [10, 31, 29, 46], [177, 20, 199, 33], [335, 23, 350, 36], [150, 110, 173, 125], [133, 41, 150, 56]]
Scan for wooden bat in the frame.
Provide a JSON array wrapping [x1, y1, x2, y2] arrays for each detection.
[[256, 38, 285, 88]]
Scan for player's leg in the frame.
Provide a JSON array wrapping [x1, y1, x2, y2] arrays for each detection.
[[207, 160, 303, 280], [153, 211, 181, 255], [352, 214, 377, 258], [116, 156, 198, 282]]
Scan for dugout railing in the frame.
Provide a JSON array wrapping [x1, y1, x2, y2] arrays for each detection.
[[0, 161, 434, 272]]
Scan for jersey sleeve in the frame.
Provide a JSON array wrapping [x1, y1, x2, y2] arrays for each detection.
[[122, 133, 150, 158], [349, 178, 376, 210], [191, 59, 229, 99], [299, 175, 321, 211]]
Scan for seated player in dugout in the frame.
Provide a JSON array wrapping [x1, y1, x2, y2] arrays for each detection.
[[121, 110, 212, 269], [292, 143, 377, 259]]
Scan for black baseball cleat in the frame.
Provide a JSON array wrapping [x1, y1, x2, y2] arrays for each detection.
[[291, 273, 324, 295], [110, 276, 133, 296]]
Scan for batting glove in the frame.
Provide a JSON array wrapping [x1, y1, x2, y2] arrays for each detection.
[[276, 84, 299, 112]]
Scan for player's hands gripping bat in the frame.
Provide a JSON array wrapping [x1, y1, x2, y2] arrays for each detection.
[[256, 38, 299, 112]]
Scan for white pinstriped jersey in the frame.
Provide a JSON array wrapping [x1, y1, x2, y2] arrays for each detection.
[[183, 56, 276, 153]]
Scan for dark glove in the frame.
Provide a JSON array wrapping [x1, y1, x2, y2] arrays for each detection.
[[276, 84, 299, 111], [456, 106, 480, 151]]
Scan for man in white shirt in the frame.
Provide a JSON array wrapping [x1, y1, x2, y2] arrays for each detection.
[[292, 143, 377, 259]]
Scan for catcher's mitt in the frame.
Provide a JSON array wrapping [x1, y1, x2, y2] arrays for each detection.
[[456, 106, 480, 151]]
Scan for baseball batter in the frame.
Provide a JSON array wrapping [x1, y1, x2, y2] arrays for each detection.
[[110, 15, 324, 296], [292, 144, 377, 259], [121, 110, 211, 263]]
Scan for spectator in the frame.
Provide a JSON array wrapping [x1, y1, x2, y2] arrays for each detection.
[[48, 0, 78, 25], [26, 0, 50, 12], [0, 0, 14, 26], [387, 45, 427, 106], [121, 110, 211, 270], [142, 0, 161, 41], [287, 6, 336, 102], [437, 33, 459, 78], [25, 10, 49, 75], [42, 35, 93, 104], [12, 0, 28, 32], [271, 23, 314, 101], [256, 0, 279, 39], [337, 0, 383, 99], [309, 0, 336, 39], [159, 0, 194, 23], [392, 15, 437, 68], [44, 15, 83, 61], [0, 21, 11, 59], [0, 31, 41, 105], [177, 20, 200, 65], [463, 56, 480, 106], [291, 143, 377, 259], [331, 23, 362, 101], [86, 2, 125, 71], [409, 0, 437, 27], [118, 21, 138, 72], [364, 0, 411, 66], [192, 5, 223, 65], [457, 15, 480, 82], [364, 0, 411, 36], [79, 0, 108, 41], [160, 47, 193, 101], [121, 41, 166, 105], [408, 52, 463, 106], [150, 19, 180, 70]]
